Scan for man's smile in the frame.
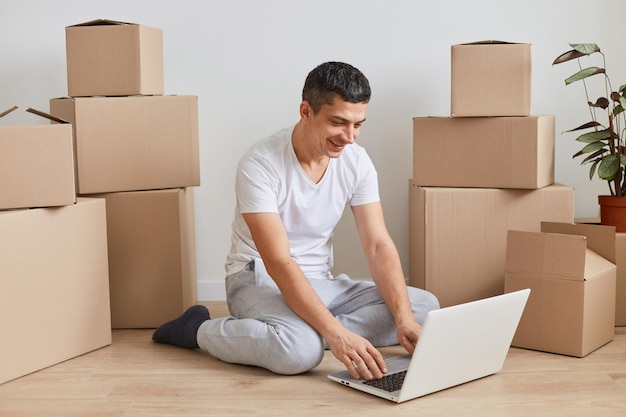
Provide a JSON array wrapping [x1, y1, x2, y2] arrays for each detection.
[[328, 137, 347, 149]]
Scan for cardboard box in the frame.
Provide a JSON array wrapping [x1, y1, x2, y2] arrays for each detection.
[[572, 218, 626, 327], [66, 19, 164, 97], [0, 107, 76, 209], [451, 41, 531, 117], [505, 223, 616, 357], [49, 95, 200, 194], [92, 188, 197, 329], [413, 116, 554, 189], [409, 182, 574, 308], [0, 198, 111, 384]]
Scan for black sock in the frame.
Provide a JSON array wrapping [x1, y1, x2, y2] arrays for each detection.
[[152, 305, 210, 349]]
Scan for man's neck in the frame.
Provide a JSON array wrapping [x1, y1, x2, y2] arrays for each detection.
[[292, 122, 330, 183]]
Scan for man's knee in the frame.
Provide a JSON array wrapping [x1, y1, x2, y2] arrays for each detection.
[[421, 290, 440, 311], [268, 333, 325, 375], [408, 287, 440, 324]]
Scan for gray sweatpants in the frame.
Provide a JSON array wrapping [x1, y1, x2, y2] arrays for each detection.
[[197, 260, 439, 375]]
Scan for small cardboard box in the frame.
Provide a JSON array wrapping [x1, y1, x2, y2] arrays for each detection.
[[413, 115, 554, 189], [0, 107, 76, 210], [0, 198, 111, 384], [505, 222, 616, 357], [50, 95, 200, 194], [575, 218, 626, 326], [92, 188, 198, 329], [66, 19, 164, 97], [451, 41, 531, 117], [409, 182, 574, 308]]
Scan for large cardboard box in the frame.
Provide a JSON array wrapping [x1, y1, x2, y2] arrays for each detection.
[[92, 188, 198, 329], [50, 95, 200, 194], [505, 223, 616, 357], [0, 198, 111, 384], [0, 107, 75, 210], [409, 182, 574, 308], [413, 116, 554, 189], [66, 19, 164, 97], [451, 41, 531, 117]]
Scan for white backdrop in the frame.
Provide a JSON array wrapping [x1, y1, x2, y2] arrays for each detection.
[[2, 0, 624, 299]]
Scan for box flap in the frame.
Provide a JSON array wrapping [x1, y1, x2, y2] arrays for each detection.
[[0, 107, 69, 125], [456, 40, 529, 46], [584, 249, 615, 278], [0, 106, 18, 119], [25, 108, 69, 124], [541, 222, 616, 263], [506, 230, 587, 281], [68, 19, 136, 27]]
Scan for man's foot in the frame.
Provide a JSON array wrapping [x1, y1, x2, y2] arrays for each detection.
[[152, 305, 210, 349]]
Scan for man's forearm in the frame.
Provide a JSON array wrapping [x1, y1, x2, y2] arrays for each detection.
[[264, 258, 343, 339], [367, 242, 415, 325]]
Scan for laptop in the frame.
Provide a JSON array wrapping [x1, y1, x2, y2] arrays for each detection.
[[328, 289, 530, 403]]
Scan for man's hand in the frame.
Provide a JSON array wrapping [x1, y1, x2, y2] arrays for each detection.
[[326, 328, 388, 380], [396, 320, 422, 355]]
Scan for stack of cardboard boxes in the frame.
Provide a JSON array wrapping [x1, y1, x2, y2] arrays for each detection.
[[1, 18, 202, 384], [408, 41, 617, 357], [49, 20, 200, 330], [0, 106, 111, 384]]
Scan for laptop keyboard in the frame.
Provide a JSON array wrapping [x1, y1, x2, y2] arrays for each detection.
[[363, 370, 407, 392]]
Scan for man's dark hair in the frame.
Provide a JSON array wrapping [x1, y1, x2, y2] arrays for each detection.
[[302, 62, 371, 113]]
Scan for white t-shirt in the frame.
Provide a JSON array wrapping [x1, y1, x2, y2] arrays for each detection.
[[224, 125, 380, 279]]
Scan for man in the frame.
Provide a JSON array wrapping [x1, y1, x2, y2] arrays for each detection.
[[153, 61, 439, 380]]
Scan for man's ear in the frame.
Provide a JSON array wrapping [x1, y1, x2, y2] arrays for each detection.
[[300, 101, 313, 120]]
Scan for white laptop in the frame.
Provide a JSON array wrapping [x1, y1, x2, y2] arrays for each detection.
[[328, 289, 530, 403]]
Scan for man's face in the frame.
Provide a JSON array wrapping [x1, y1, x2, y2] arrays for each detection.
[[304, 97, 368, 159]]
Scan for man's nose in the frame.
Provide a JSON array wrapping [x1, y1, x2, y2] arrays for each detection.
[[343, 126, 357, 143]]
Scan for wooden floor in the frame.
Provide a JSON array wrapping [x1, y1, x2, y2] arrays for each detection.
[[1, 301, 625, 417]]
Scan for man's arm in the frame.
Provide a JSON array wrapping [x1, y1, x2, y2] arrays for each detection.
[[243, 211, 387, 380], [351, 201, 422, 354]]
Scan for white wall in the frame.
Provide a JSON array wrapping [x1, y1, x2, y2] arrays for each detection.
[[2, 0, 625, 300]]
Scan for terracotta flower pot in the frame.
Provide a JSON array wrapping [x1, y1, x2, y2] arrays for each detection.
[[598, 195, 626, 232]]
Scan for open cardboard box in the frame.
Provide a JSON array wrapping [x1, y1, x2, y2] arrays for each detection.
[[575, 218, 626, 326], [504, 222, 616, 357], [0, 106, 75, 210]]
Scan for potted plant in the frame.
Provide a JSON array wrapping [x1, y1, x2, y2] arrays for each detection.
[[553, 43, 626, 231]]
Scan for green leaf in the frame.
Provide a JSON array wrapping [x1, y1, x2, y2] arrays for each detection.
[[580, 141, 607, 154], [614, 104, 625, 117], [598, 154, 620, 179], [621, 155, 626, 166], [589, 159, 600, 179], [553, 49, 586, 65], [564, 121, 602, 132], [553, 44, 600, 65], [582, 148, 607, 164], [576, 129, 612, 143], [570, 43, 601, 55], [619, 84, 626, 93], [565, 67, 606, 85]]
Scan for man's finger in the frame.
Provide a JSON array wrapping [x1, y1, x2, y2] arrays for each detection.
[[345, 358, 363, 380]]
